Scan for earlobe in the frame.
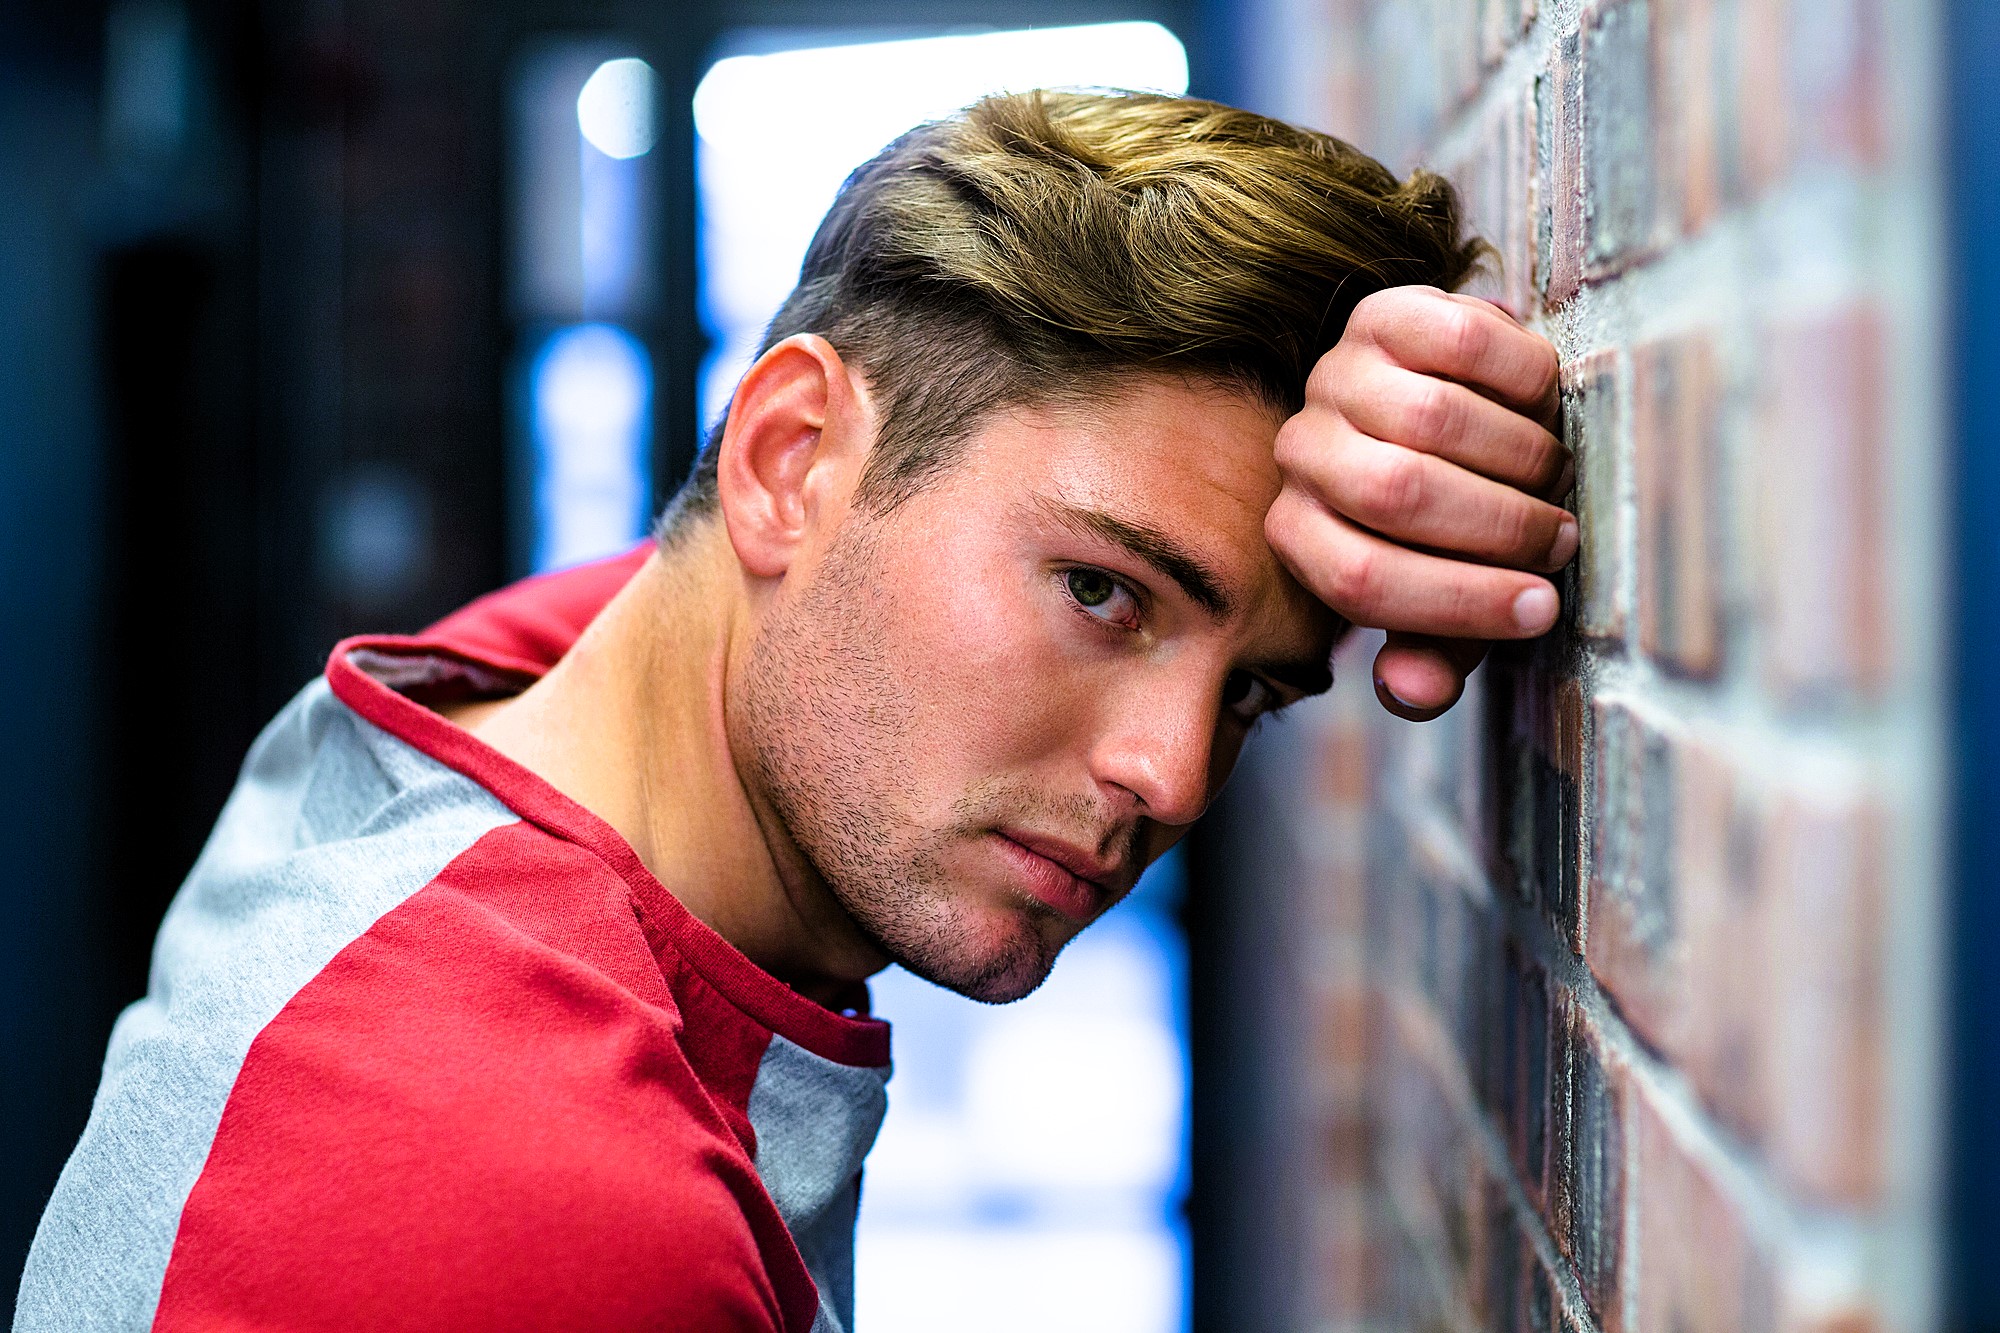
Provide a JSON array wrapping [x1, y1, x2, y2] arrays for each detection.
[[714, 335, 868, 580]]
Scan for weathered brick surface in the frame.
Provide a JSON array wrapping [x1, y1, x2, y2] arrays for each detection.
[[1756, 305, 1890, 702], [1563, 349, 1627, 641], [1631, 332, 1723, 676], [1582, 0, 1658, 274], [1549, 992, 1627, 1328], [1237, 0, 1936, 1325], [1630, 1075, 1781, 1333], [1764, 789, 1887, 1206]]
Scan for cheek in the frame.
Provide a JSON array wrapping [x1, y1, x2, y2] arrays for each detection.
[[876, 536, 1094, 760]]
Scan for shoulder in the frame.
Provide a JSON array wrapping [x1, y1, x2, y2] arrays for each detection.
[[16, 680, 524, 1331], [149, 818, 818, 1332]]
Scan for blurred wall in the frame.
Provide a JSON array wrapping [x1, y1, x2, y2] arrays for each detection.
[[0, 0, 533, 1283], [0, 7, 123, 1290], [1208, 0, 1949, 1328]]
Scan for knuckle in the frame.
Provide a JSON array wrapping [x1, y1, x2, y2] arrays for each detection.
[[1442, 304, 1488, 372], [1264, 491, 1305, 552], [1351, 286, 1422, 347], [1270, 417, 1309, 473], [1351, 288, 1398, 329], [1327, 547, 1380, 615], [1272, 413, 1344, 487], [1304, 345, 1350, 401], [1404, 379, 1461, 447], [1358, 449, 1427, 528]]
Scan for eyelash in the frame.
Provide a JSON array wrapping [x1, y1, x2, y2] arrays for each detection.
[[1223, 672, 1278, 725], [1059, 566, 1290, 725], [1059, 566, 1145, 631]]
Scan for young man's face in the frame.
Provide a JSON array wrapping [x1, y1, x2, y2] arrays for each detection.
[[735, 376, 1341, 1002]]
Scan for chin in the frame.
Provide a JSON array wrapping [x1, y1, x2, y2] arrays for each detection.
[[872, 897, 1071, 1005]]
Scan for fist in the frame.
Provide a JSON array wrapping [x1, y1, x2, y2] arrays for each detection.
[[1264, 286, 1573, 721]]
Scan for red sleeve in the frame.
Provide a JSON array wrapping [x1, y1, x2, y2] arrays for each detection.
[[152, 826, 818, 1333]]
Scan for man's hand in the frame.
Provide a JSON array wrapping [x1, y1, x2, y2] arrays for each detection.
[[1264, 286, 1573, 721]]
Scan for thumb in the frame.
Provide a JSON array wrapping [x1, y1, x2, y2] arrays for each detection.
[[1373, 633, 1490, 721]]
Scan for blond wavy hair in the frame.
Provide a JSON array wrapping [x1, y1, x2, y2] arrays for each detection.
[[665, 89, 1482, 524]]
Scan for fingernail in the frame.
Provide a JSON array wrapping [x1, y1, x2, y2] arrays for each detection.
[[1513, 585, 1559, 634], [1374, 675, 1434, 719], [1548, 515, 1579, 567], [1375, 675, 1412, 709]]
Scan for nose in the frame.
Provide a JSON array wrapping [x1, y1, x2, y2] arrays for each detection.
[[1087, 675, 1219, 829]]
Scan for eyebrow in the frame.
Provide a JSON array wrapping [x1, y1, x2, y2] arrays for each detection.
[[1037, 498, 1234, 619]]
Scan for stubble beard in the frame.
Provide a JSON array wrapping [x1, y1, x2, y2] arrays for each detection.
[[733, 521, 1066, 1004]]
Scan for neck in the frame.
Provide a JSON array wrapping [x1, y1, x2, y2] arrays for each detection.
[[448, 530, 888, 1007]]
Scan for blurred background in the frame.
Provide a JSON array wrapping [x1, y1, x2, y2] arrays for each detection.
[[2, 0, 1996, 1330], [0, 5, 1247, 1331]]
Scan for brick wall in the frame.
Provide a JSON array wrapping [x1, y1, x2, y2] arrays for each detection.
[[1227, 0, 1946, 1327]]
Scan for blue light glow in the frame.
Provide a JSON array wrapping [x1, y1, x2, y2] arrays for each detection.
[[528, 323, 652, 572], [577, 57, 657, 160]]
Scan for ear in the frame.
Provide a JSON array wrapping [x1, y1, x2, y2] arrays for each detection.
[[714, 335, 873, 580]]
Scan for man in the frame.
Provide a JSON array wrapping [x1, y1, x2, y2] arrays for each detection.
[[18, 92, 1569, 1331]]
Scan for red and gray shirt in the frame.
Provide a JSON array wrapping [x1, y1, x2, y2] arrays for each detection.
[[17, 547, 892, 1333]]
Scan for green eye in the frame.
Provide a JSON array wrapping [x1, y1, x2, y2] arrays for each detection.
[[1066, 568, 1115, 607]]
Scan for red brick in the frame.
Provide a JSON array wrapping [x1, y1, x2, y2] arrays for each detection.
[[1674, 738, 1771, 1141], [1562, 348, 1627, 640], [1582, 0, 1659, 273], [1586, 698, 1681, 1051], [1652, 0, 1725, 234], [1464, 1157, 1596, 1333], [1480, 1187, 1521, 1332], [1314, 976, 1375, 1076], [1476, 936, 1553, 1213], [1755, 306, 1890, 701], [1516, 947, 1554, 1211], [1375, 997, 1486, 1324], [1630, 1077, 1781, 1332], [1480, 0, 1537, 70], [1738, 0, 1885, 193], [1456, 88, 1539, 318], [1632, 331, 1725, 676], [1539, 26, 1585, 306], [1764, 790, 1887, 1205], [1786, 1306, 1884, 1333], [1551, 681, 1586, 941], [1322, 1109, 1372, 1188], [1484, 658, 1586, 951], [1313, 1190, 1386, 1319], [1315, 711, 1373, 810], [1549, 991, 1627, 1330], [1591, 725, 1887, 1202]]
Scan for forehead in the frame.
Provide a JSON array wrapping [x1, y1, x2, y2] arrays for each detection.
[[1013, 376, 1290, 514], [959, 376, 1329, 629]]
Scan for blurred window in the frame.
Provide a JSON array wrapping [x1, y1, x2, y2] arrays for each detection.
[[509, 42, 661, 572], [693, 23, 1190, 428], [693, 26, 1191, 1333]]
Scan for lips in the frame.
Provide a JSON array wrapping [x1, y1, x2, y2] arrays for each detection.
[[990, 830, 1119, 924]]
